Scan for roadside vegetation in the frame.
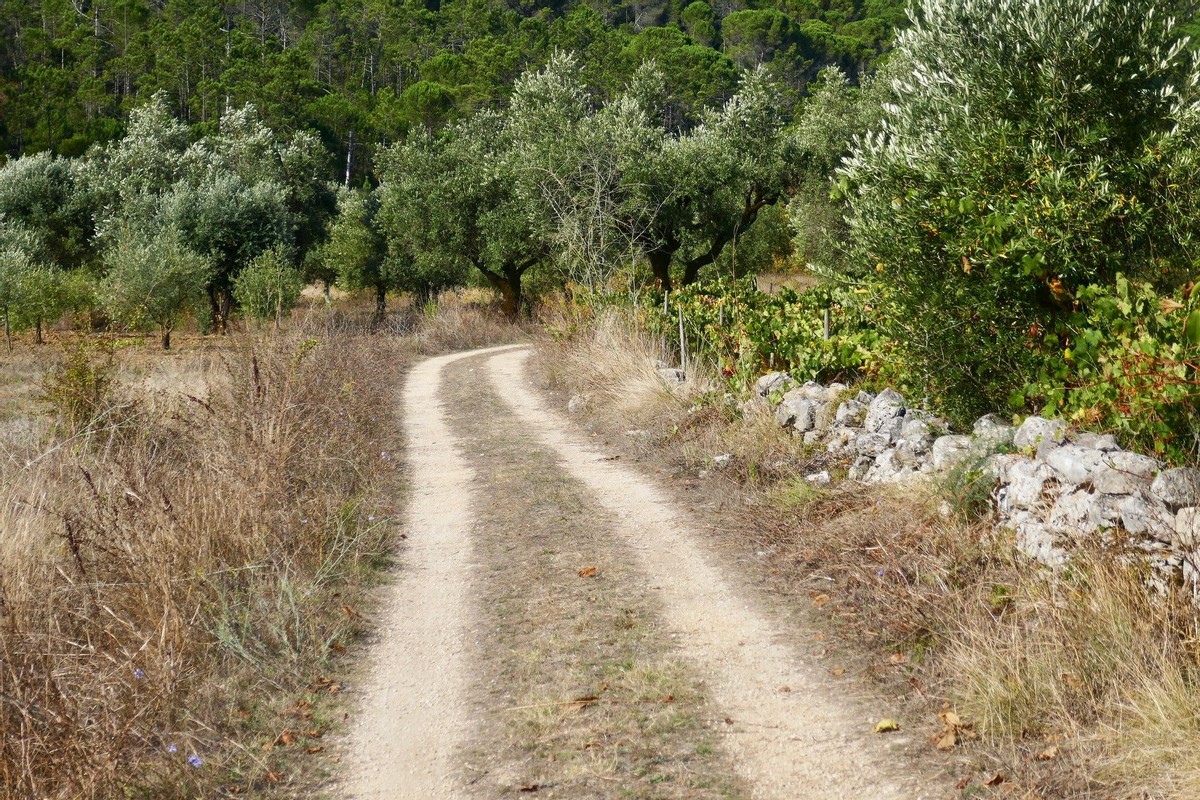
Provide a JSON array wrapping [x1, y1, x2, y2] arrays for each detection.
[[4, 0, 1200, 796], [539, 311, 1200, 798], [0, 296, 521, 797]]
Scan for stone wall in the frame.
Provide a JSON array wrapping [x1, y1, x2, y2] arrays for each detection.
[[754, 371, 1200, 587]]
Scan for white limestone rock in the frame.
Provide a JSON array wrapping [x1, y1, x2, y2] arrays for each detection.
[[974, 414, 1016, 449], [864, 388, 906, 433], [855, 432, 893, 457], [1091, 452, 1161, 495], [1048, 489, 1097, 538], [1118, 492, 1177, 542], [1175, 508, 1200, 549], [1014, 416, 1068, 451], [1006, 459, 1058, 511], [1151, 468, 1200, 509], [932, 435, 975, 471], [1072, 432, 1121, 452], [755, 371, 794, 398], [775, 396, 817, 432], [834, 399, 868, 427], [1041, 444, 1105, 485]]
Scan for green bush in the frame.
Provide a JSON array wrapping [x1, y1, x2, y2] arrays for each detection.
[[838, 0, 1200, 421], [652, 276, 889, 387], [233, 246, 304, 327], [40, 343, 118, 435], [1043, 278, 1200, 463]]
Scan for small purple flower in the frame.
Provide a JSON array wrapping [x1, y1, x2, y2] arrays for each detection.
[[187, 754, 203, 768], [301, 518, 309, 525], [133, 668, 146, 680], [368, 515, 376, 522], [166, 744, 177, 754], [876, 569, 886, 578]]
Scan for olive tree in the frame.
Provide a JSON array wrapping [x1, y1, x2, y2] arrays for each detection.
[[380, 118, 547, 317], [839, 0, 1200, 416], [233, 246, 305, 329], [99, 229, 212, 349], [320, 186, 396, 319]]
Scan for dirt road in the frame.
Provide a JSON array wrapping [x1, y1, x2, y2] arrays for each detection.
[[343, 344, 949, 799]]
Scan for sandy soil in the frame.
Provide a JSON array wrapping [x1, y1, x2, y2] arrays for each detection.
[[342, 345, 524, 799], [344, 344, 953, 799]]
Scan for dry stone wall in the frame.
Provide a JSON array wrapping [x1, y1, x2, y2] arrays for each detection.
[[753, 371, 1200, 589]]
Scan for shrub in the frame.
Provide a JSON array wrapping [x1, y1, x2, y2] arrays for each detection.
[[839, 0, 1200, 421], [39, 343, 119, 435], [653, 276, 888, 387], [233, 246, 304, 328]]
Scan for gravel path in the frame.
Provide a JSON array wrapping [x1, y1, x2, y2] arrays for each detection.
[[343, 344, 949, 799]]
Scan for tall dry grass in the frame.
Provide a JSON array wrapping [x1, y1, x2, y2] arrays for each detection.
[[0, 326, 406, 796], [540, 307, 1200, 798], [538, 306, 713, 425]]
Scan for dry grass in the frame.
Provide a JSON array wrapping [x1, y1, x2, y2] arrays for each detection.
[[539, 309, 1200, 799], [440, 354, 744, 799], [539, 307, 714, 427], [0, 295, 517, 798]]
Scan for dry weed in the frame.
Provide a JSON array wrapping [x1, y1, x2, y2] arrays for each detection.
[[539, 309, 1200, 798], [539, 308, 712, 428], [0, 328, 406, 797]]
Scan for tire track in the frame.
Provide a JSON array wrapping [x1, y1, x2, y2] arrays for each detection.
[[343, 345, 524, 800], [485, 347, 945, 800]]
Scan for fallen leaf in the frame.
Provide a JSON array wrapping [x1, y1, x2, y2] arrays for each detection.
[[933, 709, 977, 750], [1062, 672, 1083, 690], [305, 746, 324, 754], [1160, 298, 1185, 313], [874, 718, 901, 733], [661, 695, 675, 704], [329, 642, 346, 654], [889, 652, 907, 665], [810, 593, 830, 608], [829, 668, 846, 677], [262, 730, 296, 751], [1037, 745, 1059, 761], [778, 685, 792, 693], [984, 773, 1006, 787], [568, 695, 598, 712], [955, 776, 971, 790], [578, 566, 597, 578], [265, 771, 283, 783]]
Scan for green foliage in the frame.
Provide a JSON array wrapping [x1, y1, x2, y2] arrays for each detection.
[[651, 276, 887, 386], [320, 187, 389, 306], [839, 0, 1200, 421], [38, 342, 117, 434], [99, 229, 212, 348], [1, 0, 905, 182], [1035, 278, 1200, 464], [233, 247, 305, 325]]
